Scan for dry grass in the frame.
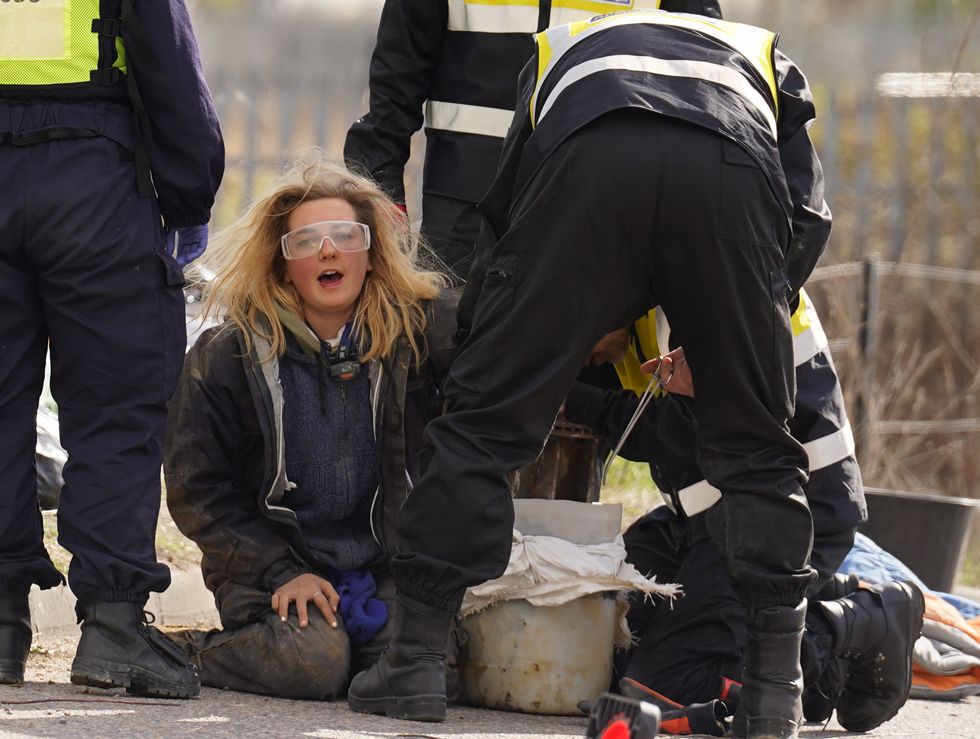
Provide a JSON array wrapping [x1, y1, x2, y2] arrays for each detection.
[[599, 458, 662, 530], [807, 274, 979, 586]]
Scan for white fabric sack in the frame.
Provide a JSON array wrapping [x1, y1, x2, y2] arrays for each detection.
[[461, 529, 680, 618]]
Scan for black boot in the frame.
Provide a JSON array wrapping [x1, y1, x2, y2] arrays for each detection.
[[734, 600, 806, 739], [0, 594, 32, 684], [808, 572, 860, 602], [70, 602, 200, 698], [347, 594, 454, 722], [810, 581, 924, 732], [800, 573, 860, 724]]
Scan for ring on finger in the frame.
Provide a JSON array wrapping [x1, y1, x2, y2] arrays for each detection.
[[654, 361, 674, 387]]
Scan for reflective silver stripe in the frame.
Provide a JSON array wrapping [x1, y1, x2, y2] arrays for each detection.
[[537, 53, 778, 138], [793, 320, 828, 366], [804, 423, 855, 472], [534, 11, 778, 127], [665, 425, 853, 516], [655, 306, 671, 354], [0, 0, 67, 60], [447, 0, 539, 33], [446, 0, 659, 33], [425, 100, 514, 138], [675, 479, 723, 516], [255, 337, 292, 514], [549, 0, 641, 27]]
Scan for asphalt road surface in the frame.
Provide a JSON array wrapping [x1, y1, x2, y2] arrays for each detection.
[[1, 634, 977, 739]]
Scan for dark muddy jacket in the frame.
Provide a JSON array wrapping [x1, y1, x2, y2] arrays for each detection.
[[164, 298, 456, 626]]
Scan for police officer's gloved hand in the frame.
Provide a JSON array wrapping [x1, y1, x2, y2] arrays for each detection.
[[165, 224, 209, 267]]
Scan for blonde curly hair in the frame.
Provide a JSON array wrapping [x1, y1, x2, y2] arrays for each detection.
[[202, 152, 445, 363]]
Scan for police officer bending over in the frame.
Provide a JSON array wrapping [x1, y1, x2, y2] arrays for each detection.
[[0, 0, 223, 697], [349, 10, 839, 739]]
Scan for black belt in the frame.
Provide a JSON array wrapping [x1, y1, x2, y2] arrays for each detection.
[[0, 126, 99, 146]]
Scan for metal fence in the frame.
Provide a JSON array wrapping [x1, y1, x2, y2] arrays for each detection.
[[808, 259, 979, 502]]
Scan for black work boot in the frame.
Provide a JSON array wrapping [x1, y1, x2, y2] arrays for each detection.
[[0, 594, 32, 684], [70, 602, 200, 698], [734, 600, 806, 739], [800, 573, 860, 724], [801, 670, 838, 725], [811, 581, 925, 732], [347, 594, 454, 722], [808, 572, 860, 602]]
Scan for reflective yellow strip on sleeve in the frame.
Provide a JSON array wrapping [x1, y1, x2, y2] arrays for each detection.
[[530, 30, 553, 125], [791, 289, 829, 366], [0, 0, 68, 61], [425, 100, 515, 138], [614, 309, 662, 397]]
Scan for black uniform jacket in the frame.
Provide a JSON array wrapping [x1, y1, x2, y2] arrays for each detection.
[[164, 297, 457, 628]]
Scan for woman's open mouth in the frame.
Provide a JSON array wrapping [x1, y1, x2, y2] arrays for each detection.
[[318, 270, 343, 286]]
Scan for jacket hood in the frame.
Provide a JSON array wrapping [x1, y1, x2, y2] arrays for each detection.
[[275, 304, 321, 361]]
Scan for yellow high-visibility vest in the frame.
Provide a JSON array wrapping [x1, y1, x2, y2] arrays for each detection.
[[0, 0, 126, 87], [615, 289, 826, 397]]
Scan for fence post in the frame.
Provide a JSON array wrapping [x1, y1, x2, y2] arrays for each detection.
[[854, 255, 881, 463]]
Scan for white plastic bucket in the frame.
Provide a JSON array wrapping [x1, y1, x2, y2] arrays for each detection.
[[459, 593, 617, 715]]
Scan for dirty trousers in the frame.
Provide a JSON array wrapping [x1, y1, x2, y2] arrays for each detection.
[[176, 576, 398, 700]]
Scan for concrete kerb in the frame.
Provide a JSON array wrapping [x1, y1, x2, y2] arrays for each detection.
[[28, 569, 218, 639]]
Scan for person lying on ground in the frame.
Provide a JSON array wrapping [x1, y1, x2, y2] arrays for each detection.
[[563, 306, 925, 735]]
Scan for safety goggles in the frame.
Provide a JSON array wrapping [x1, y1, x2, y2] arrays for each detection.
[[280, 220, 371, 260]]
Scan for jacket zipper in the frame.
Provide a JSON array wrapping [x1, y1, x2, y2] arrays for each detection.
[[368, 361, 384, 548]]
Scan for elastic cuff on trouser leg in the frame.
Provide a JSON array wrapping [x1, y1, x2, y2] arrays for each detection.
[[74, 590, 148, 622], [0, 570, 65, 597]]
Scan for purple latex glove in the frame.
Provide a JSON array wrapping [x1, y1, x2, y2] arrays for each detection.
[[165, 224, 209, 267]]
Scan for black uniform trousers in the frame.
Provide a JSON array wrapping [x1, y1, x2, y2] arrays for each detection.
[[0, 102, 186, 608], [393, 109, 815, 612]]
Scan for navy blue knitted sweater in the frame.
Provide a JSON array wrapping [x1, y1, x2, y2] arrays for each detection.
[[279, 333, 381, 572]]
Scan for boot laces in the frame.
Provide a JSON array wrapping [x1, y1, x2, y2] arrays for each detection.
[[813, 656, 848, 729], [846, 646, 888, 697]]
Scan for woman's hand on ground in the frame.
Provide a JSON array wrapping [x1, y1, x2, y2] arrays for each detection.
[[271, 573, 340, 628]]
